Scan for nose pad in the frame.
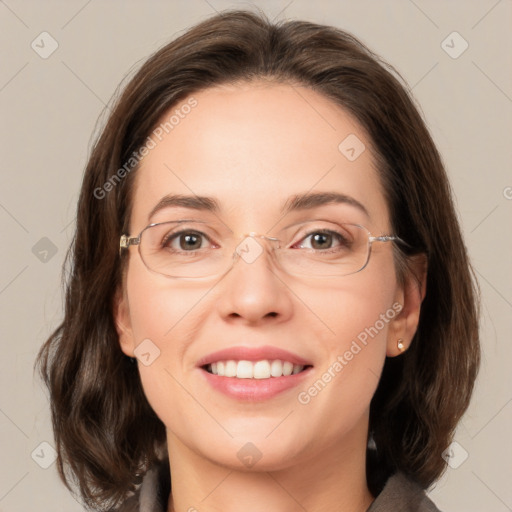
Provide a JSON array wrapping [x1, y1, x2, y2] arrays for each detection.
[[234, 233, 280, 267]]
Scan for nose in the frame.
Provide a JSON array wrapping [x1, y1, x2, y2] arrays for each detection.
[[215, 234, 294, 325]]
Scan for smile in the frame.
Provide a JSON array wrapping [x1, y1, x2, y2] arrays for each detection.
[[204, 359, 307, 379], [197, 345, 313, 400]]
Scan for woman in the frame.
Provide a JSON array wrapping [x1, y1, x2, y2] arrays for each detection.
[[36, 9, 480, 512]]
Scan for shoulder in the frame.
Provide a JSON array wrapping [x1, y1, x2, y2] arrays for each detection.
[[367, 472, 442, 512]]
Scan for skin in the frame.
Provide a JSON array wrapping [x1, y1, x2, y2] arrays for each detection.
[[115, 81, 426, 512]]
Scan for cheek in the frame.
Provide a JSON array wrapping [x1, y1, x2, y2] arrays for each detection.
[[123, 261, 210, 416], [305, 256, 398, 350], [296, 264, 398, 411], [125, 255, 208, 347]]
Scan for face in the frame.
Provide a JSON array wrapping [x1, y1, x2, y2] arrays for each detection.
[[115, 81, 420, 472]]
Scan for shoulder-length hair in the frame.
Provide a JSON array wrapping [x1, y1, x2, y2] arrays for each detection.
[[36, 8, 480, 510]]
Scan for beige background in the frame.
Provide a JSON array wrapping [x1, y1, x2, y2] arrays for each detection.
[[1, 1, 511, 510]]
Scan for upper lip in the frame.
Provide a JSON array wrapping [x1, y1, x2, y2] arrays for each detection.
[[196, 345, 313, 367]]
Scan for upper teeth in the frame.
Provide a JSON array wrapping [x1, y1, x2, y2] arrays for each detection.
[[208, 360, 304, 379]]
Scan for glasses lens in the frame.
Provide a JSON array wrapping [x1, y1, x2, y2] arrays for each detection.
[[277, 223, 370, 277], [138, 221, 371, 278], [140, 221, 228, 278]]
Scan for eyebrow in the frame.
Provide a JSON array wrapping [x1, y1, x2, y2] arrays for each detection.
[[281, 192, 369, 218], [148, 191, 369, 221], [148, 194, 219, 220]]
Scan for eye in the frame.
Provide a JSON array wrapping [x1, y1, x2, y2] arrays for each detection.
[[163, 230, 211, 252], [296, 229, 350, 251]]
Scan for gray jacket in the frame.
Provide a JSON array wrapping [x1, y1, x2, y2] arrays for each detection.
[[116, 461, 442, 512]]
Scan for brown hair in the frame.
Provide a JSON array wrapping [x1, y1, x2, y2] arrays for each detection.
[[35, 8, 480, 509]]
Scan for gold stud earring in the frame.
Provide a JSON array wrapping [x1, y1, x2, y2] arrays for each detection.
[[397, 338, 405, 352]]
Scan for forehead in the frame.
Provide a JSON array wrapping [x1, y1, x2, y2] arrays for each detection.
[[130, 81, 390, 233]]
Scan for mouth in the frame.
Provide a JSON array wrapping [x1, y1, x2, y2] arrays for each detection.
[[202, 359, 312, 379], [197, 345, 313, 400]]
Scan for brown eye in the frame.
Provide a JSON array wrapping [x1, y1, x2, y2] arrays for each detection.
[[297, 230, 350, 251], [163, 230, 208, 252], [309, 232, 333, 250]]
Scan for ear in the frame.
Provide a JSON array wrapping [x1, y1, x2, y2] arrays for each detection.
[[386, 254, 428, 357], [113, 286, 136, 357]]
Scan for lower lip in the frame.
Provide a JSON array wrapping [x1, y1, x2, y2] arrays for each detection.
[[200, 367, 313, 401]]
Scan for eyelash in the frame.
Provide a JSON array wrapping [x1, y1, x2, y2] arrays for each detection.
[[296, 229, 350, 252], [161, 228, 349, 253]]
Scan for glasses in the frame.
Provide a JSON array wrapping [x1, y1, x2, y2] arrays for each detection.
[[119, 219, 406, 279]]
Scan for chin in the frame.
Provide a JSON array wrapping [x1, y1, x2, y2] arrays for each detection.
[[202, 438, 306, 473]]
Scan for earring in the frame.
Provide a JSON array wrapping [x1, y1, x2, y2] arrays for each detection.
[[397, 338, 405, 352]]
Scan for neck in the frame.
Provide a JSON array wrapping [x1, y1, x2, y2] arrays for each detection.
[[165, 424, 374, 512]]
